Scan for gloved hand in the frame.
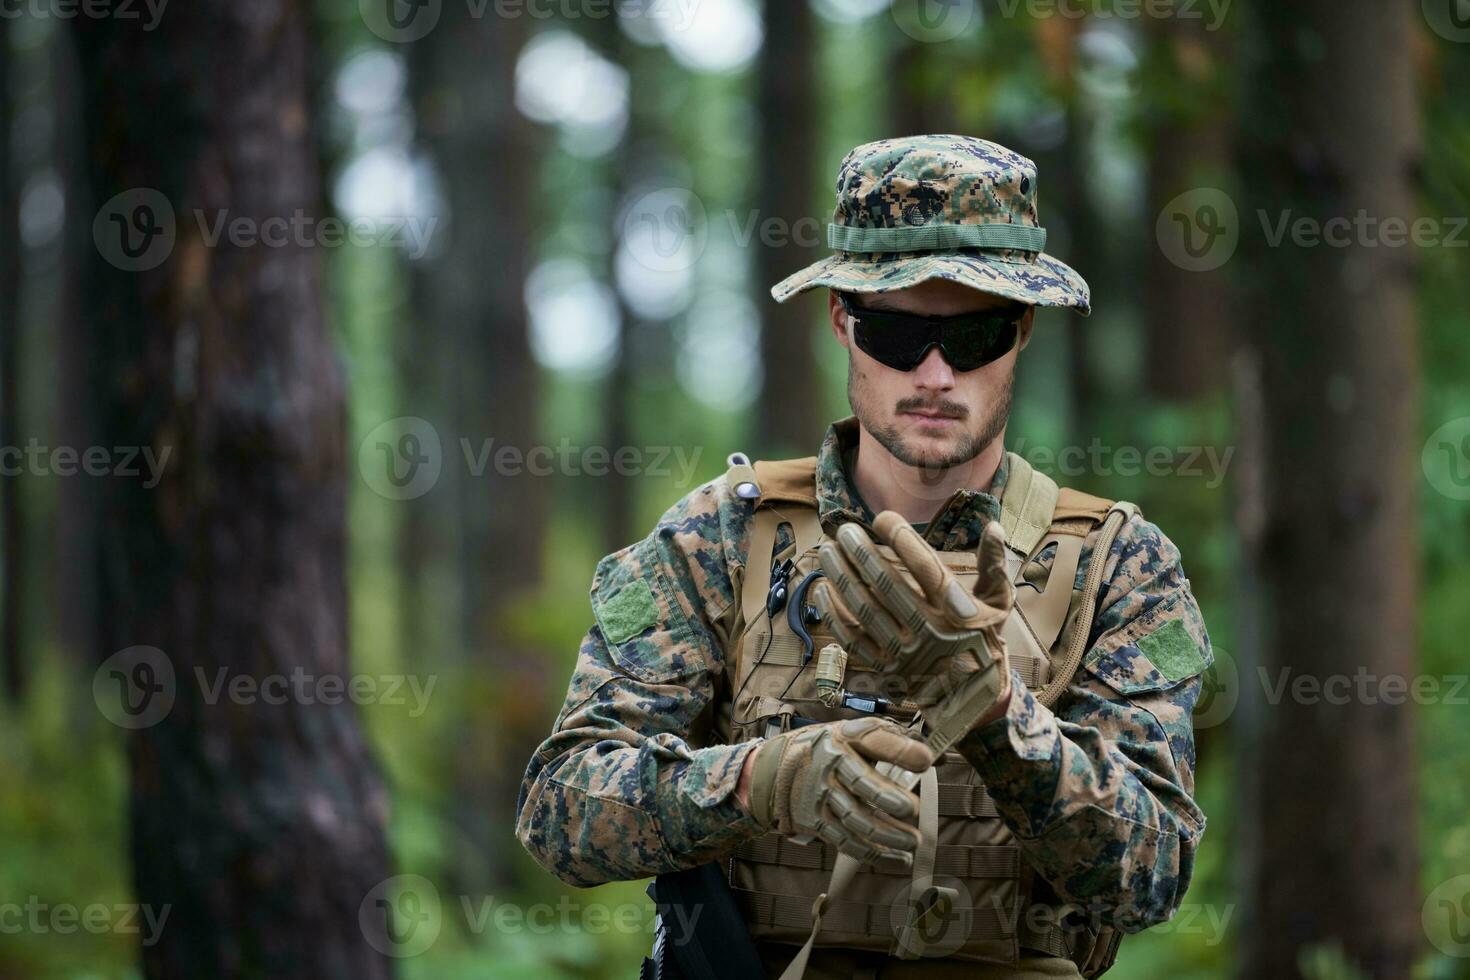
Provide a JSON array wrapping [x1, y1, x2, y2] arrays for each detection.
[[812, 514, 1014, 715], [746, 717, 934, 867]]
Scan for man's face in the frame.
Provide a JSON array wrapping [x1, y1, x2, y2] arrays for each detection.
[[828, 278, 1035, 470]]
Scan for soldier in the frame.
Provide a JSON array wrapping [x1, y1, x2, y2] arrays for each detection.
[[516, 136, 1212, 979]]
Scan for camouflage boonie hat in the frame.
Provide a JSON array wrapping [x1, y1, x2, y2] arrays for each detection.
[[771, 135, 1090, 315]]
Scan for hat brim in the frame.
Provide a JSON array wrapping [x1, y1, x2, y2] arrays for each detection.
[[770, 250, 1091, 316]]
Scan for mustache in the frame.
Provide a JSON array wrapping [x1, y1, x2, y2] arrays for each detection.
[[894, 397, 969, 419]]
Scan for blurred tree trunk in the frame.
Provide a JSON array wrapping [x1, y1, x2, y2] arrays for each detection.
[[409, 6, 548, 895], [74, 3, 393, 977], [0, 16, 22, 701], [1057, 23, 1102, 433], [887, 34, 952, 136], [1031, 14, 1098, 432], [1238, 1, 1420, 977], [401, 27, 453, 712], [1141, 15, 1233, 400], [51, 27, 102, 673], [756, 0, 819, 456]]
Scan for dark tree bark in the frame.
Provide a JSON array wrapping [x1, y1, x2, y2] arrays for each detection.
[[52, 26, 102, 674], [408, 4, 548, 894], [600, 20, 637, 557], [887, 36, 953, 137], [755, 0, 820, 456], [73, 3, 393, 977], [1141, 14, 1234, 400], [1238, 1, 1420, 976], [0, 15, 22, 701]]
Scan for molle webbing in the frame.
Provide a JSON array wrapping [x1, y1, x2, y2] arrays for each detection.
[[722, 449, 1134, 977]]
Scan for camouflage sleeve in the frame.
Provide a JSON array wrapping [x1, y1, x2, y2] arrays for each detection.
[[956, 514, 1211, 931], [515, 479, 763, 888]]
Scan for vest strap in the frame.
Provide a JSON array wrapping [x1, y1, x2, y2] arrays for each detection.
[[1035, 501, 1137, 709], [893, 766, 949, 960], [737, 835, 1020, 878], [1014, 532, 1085, 654], [998, 452, 1059, 556]]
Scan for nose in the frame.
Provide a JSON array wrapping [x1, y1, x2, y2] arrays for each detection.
[[911, 345, 956, 392]]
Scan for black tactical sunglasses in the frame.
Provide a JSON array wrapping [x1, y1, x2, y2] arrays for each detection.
[[837, 291, 1025, 372]]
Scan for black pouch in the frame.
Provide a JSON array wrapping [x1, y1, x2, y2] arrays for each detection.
[[642, 862, 765, 980]]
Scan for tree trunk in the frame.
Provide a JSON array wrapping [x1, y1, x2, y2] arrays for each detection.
[[887, 36, 952, 137], [408, 5, 548, 895], [0, 15, 22, 701], [74, 3, 393, 977], [52, 25, 103, 674], [756, 0, 819, 456], [1238, 1, 1420, 976], [1141, 14, 1233, 401]]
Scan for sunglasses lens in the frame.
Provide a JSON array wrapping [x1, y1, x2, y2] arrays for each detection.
[[941, 316, 1019, 371], [852, 315, 933, 371], [850, 303, 1020, 372]]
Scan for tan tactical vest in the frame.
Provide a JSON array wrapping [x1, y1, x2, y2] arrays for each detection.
[[718, 451, 1138, 979]]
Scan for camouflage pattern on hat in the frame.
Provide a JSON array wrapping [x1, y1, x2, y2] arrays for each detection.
[[772, 135, 1091, 314]]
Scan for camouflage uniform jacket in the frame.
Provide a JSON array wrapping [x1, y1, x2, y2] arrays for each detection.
[[516, 417, 1211, 935]]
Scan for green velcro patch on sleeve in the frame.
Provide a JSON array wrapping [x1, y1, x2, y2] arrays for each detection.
[[1137, 619, 1207, 681], [596, 580, 660, 645]]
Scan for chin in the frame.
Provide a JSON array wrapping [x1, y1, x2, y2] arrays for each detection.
[[892, 432, 966, 468]]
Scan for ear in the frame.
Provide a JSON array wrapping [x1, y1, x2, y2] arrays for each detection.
[[1017, 308, 1036, 352], [827, 290, 851, 349]]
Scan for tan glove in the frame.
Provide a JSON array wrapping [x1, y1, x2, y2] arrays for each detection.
[[746, 717, 935, 867], [812, 514, 1014, 717]]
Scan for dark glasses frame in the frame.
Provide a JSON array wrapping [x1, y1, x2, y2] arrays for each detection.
[[836, 291, 1026, 373]]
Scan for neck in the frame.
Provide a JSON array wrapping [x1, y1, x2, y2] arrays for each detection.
[[851, 425, 1007, 524]]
